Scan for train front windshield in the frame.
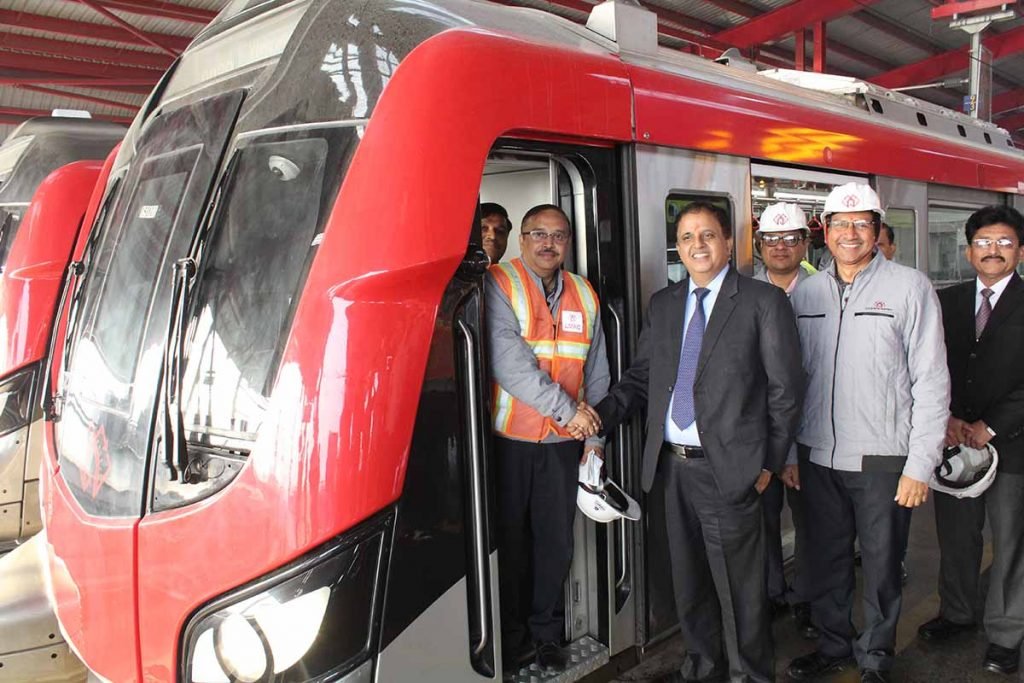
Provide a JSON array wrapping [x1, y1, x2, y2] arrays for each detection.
[[54, 90, 359, 518]]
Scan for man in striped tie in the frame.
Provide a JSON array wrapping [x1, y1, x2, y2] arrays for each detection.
[[596, 201, 805, 682], [918, 205, 1024, 677]]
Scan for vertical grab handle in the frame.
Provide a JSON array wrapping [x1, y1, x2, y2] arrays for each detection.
[[456, 318, 495, 676], [605, 304, 631, 603]]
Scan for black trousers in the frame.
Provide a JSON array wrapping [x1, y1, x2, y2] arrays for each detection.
[[762, 476, 807, 604], [933, 490, 986, 624], [660, 452, 774, 683], [984, 472, 1024, 649], [494, 437, 580, 647], [801, 460, 911, 672]]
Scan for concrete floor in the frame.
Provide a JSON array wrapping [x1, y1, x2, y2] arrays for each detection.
[[612, 496, 1020, 682]]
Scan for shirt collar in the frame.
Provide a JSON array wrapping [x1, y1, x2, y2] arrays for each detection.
[[520, 259, 563, 299], [976, 273, 1014, 298], [688, 263, 730, 296]]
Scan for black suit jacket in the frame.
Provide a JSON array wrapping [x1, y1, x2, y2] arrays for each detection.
[[596, 267, 805, 499], [939, 272, 1024, 473]]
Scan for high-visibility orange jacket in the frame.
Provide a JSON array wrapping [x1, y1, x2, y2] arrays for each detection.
[[489, 258, 598, 440]]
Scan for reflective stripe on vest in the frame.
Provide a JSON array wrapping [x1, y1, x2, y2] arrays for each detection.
[[490, 258, 598, 440]]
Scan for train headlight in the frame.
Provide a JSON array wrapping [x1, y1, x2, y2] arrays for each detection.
[[182, 513, 391, 683]]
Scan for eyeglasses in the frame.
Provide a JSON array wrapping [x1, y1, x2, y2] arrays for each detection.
[[523, 230, 571, 244], [760, 234, 806, 247], [971, 237, 1018, 249], [829, 219, 875, 232]]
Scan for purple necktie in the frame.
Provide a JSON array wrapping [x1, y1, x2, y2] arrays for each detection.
[[672, 288, 709, 430], [976, 288, 994, 339]]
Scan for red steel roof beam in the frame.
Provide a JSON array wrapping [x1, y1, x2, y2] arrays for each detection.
[[89, 0, 217, 24], [994, 110, 1024, 131], [0, 106, 133, 125], [813, 21, 827, 72], [0, 33, 173, 70], [0, 52, 164, 80], [871, 23, 1024, 88], [993, 87, 1024, 114], [15, 84, 140, 112], [0, 10, 191, 52], [713, 0, 884, 49], [932, 0, 1019, 19], [73, 0, 179, 57]]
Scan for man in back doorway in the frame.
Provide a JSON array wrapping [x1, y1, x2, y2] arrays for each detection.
[[481, 201, 512, 263], [486, 204, 610, 673], [753, 202, 818, 643], [877, 222, 896, 261]]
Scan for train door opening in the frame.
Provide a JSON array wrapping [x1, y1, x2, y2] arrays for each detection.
[[376, 141, 639, 682], [477, 143, 638, 682]]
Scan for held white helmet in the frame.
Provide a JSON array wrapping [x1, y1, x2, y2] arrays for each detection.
[[929, 443, 998, 499], [822, 182, 885, 222], [757, 202, 808, 234], [577, 450, 641, 523]]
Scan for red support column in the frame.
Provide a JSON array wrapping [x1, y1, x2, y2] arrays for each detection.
[[813, 21, 827, 72], [795, 28, 807, 70]]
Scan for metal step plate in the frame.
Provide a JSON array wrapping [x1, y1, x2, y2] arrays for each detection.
[[507, 636, 608, 683]]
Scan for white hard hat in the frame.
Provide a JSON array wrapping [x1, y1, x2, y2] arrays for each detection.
[[822, 182, 885, 221], [929, 443, 998, 499], [758, 202, 808, 234], [577, 451, 641, 523]]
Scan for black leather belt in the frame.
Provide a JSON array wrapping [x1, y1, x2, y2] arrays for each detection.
[[662, 442, 705, 459]]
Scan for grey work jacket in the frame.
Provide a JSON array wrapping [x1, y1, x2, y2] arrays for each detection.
[[790, 253, 949, 482]]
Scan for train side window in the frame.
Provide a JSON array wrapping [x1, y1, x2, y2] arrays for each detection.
[[927, 205, 976, 286], [917, 113, 928, 127], [885, 208, 917, 268], [665, 193, 732, 284]]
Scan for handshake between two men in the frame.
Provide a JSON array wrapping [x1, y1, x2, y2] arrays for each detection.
[[566, 401, 602, 442]]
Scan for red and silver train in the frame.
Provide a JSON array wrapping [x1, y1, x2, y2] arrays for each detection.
[[0, 117, 122, 551], [32, 1, 1024, 682]]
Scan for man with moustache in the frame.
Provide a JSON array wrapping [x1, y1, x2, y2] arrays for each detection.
[[916, 206, 1024, 677], [480, 201, 511, 263], [596, 201, 804, 682], [786, 183, 949, 683], [753, 202, 817, 641], [486, 204, 609, 672]]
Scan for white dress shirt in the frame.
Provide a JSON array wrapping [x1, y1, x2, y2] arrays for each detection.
[[975, 273, 1014, 314], [664, 264, 730, 446]]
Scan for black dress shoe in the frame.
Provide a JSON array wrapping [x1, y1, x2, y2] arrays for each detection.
[[535, 641, 569, 670], [861, 669, 890, 683], [793, 603, 820, 641], [917, 616, 976, 642], [786, 651, 854, 680], [983, 643, 1020, 675]]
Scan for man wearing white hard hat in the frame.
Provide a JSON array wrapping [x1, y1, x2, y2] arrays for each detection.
[[755, 202, 816, 295], [918, 205, 1024, 677], [754, 202, 818, 642], [786, 182, 949, 683]]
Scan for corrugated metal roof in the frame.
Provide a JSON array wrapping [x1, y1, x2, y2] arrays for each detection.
[[2, 0, 1024, 140]]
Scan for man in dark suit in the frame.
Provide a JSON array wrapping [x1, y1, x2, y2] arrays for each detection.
[[916, 205, 1024, 676], [595, 201, 805, 682]]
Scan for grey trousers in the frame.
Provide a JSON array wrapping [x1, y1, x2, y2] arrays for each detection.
[[984, 472, 1024, 650], [933, 490, 986, 624], [660, 453, 774, 683]]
